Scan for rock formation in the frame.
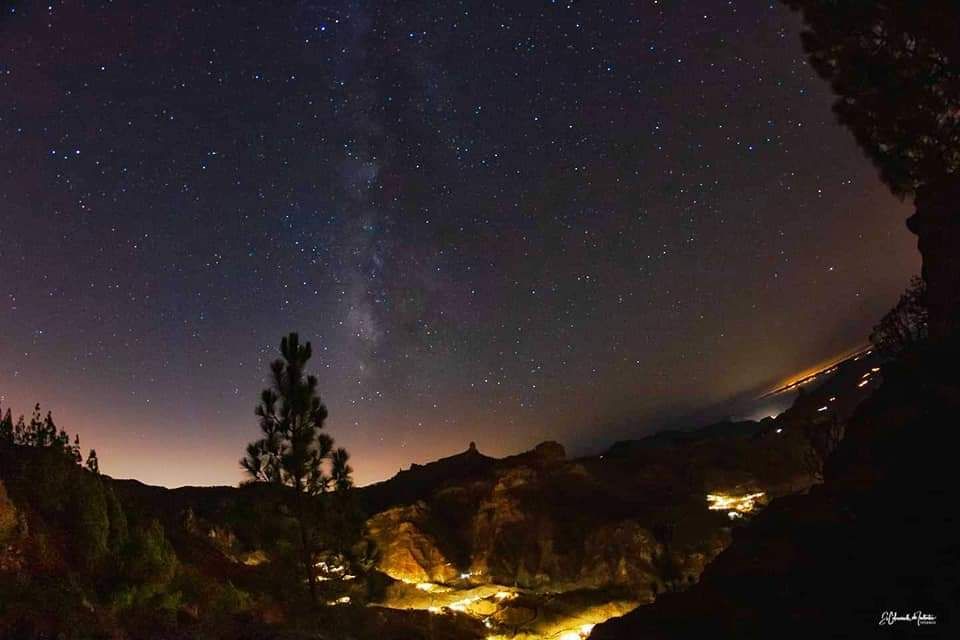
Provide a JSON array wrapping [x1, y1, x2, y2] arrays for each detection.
[[366, 503, 459, 584]]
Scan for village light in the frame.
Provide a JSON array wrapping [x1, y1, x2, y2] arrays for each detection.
[[706, 491, 766, 514]]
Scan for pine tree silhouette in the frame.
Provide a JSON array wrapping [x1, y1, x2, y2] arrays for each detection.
[[0, 406, 12, 444], [241, 332, 352, 606]]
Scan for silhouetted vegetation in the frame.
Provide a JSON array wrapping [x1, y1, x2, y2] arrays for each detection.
[[784, 1, 960, 196], [870, 276, 928, 359], [0, 402, 258, 638], [86, 449, 100, 474], [1, 403, 69, 451], [241, 332, 354, 607], [784, 1, 960, 340]]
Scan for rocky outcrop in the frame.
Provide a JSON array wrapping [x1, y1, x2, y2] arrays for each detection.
[[468, 466, 558, 587], [579, 522, 661, 592], [363, 424, 807, 596], [367, 502, 459, 584], [354, 361, 883, 600]]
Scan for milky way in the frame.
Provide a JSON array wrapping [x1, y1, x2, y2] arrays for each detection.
[[0, 1, 917, 486]]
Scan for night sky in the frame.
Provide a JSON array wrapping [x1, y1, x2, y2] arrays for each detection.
[[1, 1, 917, 487]]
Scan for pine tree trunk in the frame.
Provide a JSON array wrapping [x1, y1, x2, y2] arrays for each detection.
[[293, 483, 318, 607], [907, 176, 960, 343]]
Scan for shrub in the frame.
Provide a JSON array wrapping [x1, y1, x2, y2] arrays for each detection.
[[870, 276, 928, 359], [124, 519, 178, 588]]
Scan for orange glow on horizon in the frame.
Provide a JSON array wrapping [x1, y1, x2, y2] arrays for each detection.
[[760, 345, 872, 399]]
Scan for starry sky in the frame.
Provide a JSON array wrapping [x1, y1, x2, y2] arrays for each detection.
[[0, 1, 918, 487]]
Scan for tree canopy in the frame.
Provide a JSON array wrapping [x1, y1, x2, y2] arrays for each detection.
[[784, 1, 960, 197], [0, 402, 85, 464], [241, 333, 337, 495]]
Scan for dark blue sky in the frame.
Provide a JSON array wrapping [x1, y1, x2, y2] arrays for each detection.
[[0, 1, 916, 486]]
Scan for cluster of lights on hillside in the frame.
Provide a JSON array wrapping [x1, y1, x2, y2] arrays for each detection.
[[410, 581, 518, 616], [787, 359, 881, 418], [559, 624, 596, 640], [314, 558, 355, 582], [764, 347, 875, 398], [376, 577, 609, 639], [857, 367, 881, 389], [816, 395, 837, 412], [706, 491, 767, 520]]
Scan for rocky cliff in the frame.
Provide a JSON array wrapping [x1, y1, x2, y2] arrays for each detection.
[[363, 425, 808, 601]]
